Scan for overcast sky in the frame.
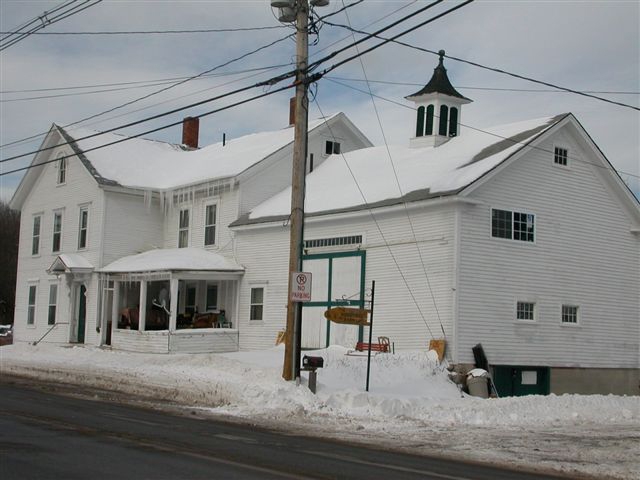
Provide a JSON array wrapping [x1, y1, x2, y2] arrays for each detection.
[[1, 0, 638, 202]]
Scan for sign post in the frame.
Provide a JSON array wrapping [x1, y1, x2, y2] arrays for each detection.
[[365, 280, 375, 392]]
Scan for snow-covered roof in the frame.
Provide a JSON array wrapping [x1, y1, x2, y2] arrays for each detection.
[[240, 114, 567, 224], [47, 254, 94, 274], [100, 248, 244, 273], [59, 114, 340, 191]]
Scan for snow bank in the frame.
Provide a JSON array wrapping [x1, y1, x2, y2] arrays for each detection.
[[2, 343, 639, 479]]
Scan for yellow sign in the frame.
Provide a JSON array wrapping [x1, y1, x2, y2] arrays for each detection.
[[324, 307, 370, 326]]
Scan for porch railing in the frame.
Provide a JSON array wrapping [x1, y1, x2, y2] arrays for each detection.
[[32, 322, 69, 346]]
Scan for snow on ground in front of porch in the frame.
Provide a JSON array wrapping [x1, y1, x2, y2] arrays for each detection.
[[2, 342, 639, 479]]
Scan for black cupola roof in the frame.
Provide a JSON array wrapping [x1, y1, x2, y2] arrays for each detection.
[[406, 50, 471, 101]]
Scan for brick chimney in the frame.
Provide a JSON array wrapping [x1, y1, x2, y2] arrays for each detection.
[[182, 117, 199, 149], [289, 97, 296, 126]]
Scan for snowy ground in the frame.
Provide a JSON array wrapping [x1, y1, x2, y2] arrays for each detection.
[[1, 343, 638, 479]]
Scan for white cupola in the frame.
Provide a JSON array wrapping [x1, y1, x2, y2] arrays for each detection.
[[406, 50, 472, 148]]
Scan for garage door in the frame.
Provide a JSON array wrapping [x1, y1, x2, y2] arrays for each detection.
[[301, 251, 365, 349]]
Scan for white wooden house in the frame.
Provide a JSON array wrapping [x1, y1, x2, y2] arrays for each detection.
[[10, 52, 639, 395], [10, 110, 372, 354], [230, 53, 640, 395]]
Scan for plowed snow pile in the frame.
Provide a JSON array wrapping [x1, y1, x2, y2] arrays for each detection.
[[2, 343, 638, 479]]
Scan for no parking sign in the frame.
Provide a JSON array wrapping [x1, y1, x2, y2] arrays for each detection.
[[290, 272, 312, 302]]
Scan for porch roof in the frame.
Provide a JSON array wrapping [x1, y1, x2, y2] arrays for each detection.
[[99, 248, 244, 274], [47, 254, 94, 274]]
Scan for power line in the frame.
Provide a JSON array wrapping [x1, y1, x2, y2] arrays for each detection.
[[325, 76, 640, 182], [339, 0, 443, 338], [0, 81, 298, 177], [314, 95, 437, 338], [0, 0, 413, 149], [0, 64, 292, 103], [312, 0, 475, 76], [326, 76, 640, 95], [0, 67, 298, 166], [0, 25, 285, 35], [0, 32, 295, 150], [0, 0, 77, 43], [321, 19, 640, 112], [1, 1, 103, 52], [0, 1, 445, 156], [308, 0, 447, 73], [2, 0, 472, 168]]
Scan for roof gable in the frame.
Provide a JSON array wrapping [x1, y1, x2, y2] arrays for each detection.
[[236, 115, 565, 225], [61, 114, 345, 191]]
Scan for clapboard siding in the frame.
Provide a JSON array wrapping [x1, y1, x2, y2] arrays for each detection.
[[169, 330, 239, 353], [102, 191, 164, 266], [457, 128, 639, 368], [162, 188, 239, 253], [235, 224, 290, 351], [14, 144, 104, 345], [234, 202, 457, 351], [112, 329, 169, 353]]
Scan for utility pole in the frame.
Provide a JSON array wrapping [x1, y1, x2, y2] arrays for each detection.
[[273, 0, 330, 382], [281, 0, 309, 382]]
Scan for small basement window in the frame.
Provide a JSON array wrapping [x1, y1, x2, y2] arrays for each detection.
[[324, 140, 341, 156], [562, 305, 579, 324], [554, 147, 568, 166]]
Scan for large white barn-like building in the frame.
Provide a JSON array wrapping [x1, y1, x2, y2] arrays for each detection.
[[10, 54, 640, 395]]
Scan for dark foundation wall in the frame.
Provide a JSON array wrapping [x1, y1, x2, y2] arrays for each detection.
[[550, 368, 640, 396]]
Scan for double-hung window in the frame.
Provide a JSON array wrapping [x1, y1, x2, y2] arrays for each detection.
[[32, 215, 41, 255], [78, 207, 88, 250], [178, 209, 189, 248], [48, 284, 58, 325], [491, 208, 535, 242], [250, 287, 264, 321], [27, 285, 37, 325], [204, 204, 217, 247], [52, 212, 63, 252]]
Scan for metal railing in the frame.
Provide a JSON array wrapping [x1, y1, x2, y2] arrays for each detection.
[[32, 322, 69, 346]]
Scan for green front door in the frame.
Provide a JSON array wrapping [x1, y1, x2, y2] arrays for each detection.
[[77, 285, 86, 344], [493, 366, 550, 396]]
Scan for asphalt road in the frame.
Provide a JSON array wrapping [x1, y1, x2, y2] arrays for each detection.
[[0, 376, 572, 480]]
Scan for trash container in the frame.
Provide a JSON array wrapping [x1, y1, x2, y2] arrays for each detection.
[[467, 368, 489, 398]]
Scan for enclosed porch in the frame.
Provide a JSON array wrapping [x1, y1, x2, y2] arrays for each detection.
[[100, 248, 244, 354]]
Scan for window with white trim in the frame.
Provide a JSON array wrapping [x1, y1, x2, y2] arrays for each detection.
[[48, 284, 58, 325], [57, 155, 66, 184], [324, 140, 341, 155], [204, 204, 217, 247], [52, 212, 63, 252], [554, 146, 568, 166], [562, 305, 579, 324], [78, 207, 88, 250], [27, 285, 37, 325], [250, 287, 264, 321], [491, 209, 535, 242], [178, 209, 189, 248], [32, 215, 41, 255], [516, 301, 535, 321]]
